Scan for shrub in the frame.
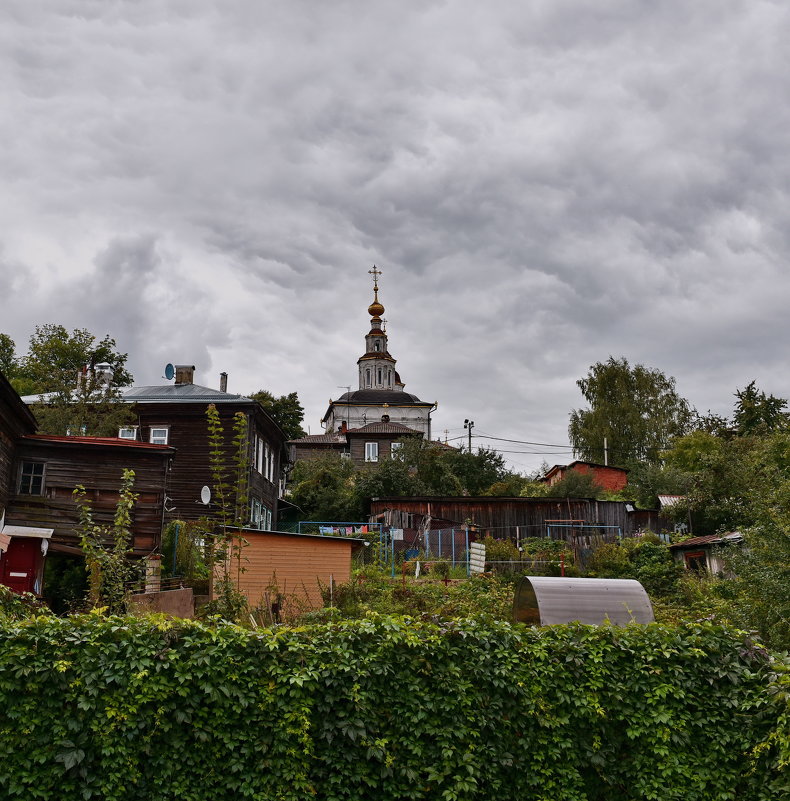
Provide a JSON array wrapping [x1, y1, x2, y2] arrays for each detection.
[[0, 614, 785, 800]]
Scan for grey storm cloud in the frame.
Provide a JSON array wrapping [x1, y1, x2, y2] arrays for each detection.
[[1, 0, 790, 470]]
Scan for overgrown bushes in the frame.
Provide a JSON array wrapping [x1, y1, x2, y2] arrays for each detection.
[[0, 613, 786, 800]]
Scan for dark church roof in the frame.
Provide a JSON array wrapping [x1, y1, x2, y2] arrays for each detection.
[[346, 421, 422, 436], [335, 389, 431, 405]]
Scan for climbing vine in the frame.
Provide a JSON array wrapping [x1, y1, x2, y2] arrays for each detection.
[[0, 615, 786, 800]]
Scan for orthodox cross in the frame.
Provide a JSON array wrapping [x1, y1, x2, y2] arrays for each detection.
[[368, 265, 382, 291]]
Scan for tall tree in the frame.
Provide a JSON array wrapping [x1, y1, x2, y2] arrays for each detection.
[[733, 381, 788, 435], [250, 389, 306, 441], [568, 357, 694, 467], [0, 333, 18, 379], [20, 324, 132, 394], [14, 325, 134, 436]]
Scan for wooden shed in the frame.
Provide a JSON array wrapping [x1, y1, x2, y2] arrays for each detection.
[[225, 529, 367, 615]]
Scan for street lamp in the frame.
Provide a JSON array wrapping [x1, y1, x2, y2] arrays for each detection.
[[464, 419, 474, 452]]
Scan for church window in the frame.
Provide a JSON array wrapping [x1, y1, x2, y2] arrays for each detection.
[[366, 369, 371, 386], [374, 341, 380, 351], [377, 369, 382, 384]]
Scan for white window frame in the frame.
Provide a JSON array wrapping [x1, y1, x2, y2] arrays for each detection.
[[255, 435, 264, 474], [149, 426, 170, 445], [118, 426, 138, 440], [250, 498, 263, 529], [365, 442, 379, 462], [391, 441, 403, 458]]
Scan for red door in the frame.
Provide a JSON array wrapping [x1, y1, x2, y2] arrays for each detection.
[[1, 538, 41, 594]]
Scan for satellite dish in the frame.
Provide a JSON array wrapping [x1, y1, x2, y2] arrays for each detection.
[[164, 363, 175, 381], [200, 486, 211, 505]]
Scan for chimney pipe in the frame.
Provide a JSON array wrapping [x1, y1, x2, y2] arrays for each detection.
[[174, 364, 195, 385], [220, 372, 228, 393]]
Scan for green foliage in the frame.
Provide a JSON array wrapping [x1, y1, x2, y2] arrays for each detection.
[[288, 453, 361, 521], [734, 380, 788, 436], [288, 441, 525, 520], [73, 469, 141, 613], [160, 521, 210, 590], [316, 567, 515, 621], [568, 356, 694, 467], [586, 536, 683, 598], [0, 584, 51, 620], [0, 614, 785, 800], [6, 324, 135, 435], [0, 333, 19, 379], [250, 389, 306, 441], [204, 404, 252, 620], [42, 554, 88, 615], [545, 470, 605, 499]]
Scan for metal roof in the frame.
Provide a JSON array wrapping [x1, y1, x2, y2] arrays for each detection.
[[19, 384, 253, 405], [513, 576, 655, 626], [288, 433, 347, 445], [335, 389, 430, 405], [121, 384, 252, 403], [658, 494, 685, 508], [669, 532, 743, 550], [21, 434, 174, 451], [346, 421, 422, 435]]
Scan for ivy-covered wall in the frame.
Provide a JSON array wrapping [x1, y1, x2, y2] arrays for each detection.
[[0, 614, 787, 801]]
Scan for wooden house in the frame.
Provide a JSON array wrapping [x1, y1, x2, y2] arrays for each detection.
[[119, 366, 287, 531], [1, 370, 174, 595], [289, 417, 422, 467]]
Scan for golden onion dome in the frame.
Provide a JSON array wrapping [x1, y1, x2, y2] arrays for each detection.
[[368, 286, 385, 317]]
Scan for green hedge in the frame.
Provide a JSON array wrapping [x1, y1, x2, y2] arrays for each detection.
[[0, 614, 787, 801]]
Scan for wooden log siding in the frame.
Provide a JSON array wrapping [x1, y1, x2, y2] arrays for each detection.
[[369, 497, 652, 540], [132, 404, 283, 527], [0, 371, 37, 516], [5, 437, 172, 555], [226, 530, 360, 612]]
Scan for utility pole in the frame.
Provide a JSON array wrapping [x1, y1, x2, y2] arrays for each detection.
[[464, 419, 474, 452], [603, 437, 609, 466]]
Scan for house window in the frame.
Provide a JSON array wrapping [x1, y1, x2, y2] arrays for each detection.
[[391, 441, 403, 458], [255, 435, 264, 474], [19, 462, 45, 495], [365, 442, 379, 462], [118, 427, 138, 440], [66, 425, 87, 436], [250, 498, 263, 529], [149, 427, 169, 445]]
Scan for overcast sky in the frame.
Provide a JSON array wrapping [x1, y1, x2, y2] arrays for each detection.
[[3, 1, 790, 474]]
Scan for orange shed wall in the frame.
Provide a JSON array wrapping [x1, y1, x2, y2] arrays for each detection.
[[228, 532, 354, 612]]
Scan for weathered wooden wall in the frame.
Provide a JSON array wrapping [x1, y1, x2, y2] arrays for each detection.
[[370, 496, 668, 539], [6, 437, 172, 554], [0, 372, 37, 517], [133, 403, 282, 526]]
